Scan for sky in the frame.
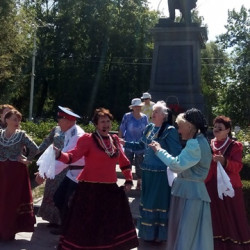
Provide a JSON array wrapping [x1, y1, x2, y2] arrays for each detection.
[[148, 0, 249, 41]]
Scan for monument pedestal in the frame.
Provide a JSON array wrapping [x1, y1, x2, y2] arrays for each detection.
[[149, 20, 207, 112]]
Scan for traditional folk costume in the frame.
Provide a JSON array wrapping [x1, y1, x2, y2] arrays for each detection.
[[57, 132, 139, 250], [125, 123, 182, 241], [53, 125, 85, 227], [156, 134, 214, 250], [0, 129, 38, 240], [206, 137, 250, 250], [38, 106, 86, 231], [37, 126, 66, 225]]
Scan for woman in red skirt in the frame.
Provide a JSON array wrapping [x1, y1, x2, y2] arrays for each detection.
[[205, 115, 250, 250], [0, 109, 38, 241], [55, 108, 139, 250]]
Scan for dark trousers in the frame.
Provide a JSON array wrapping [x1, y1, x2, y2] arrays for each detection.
[[125, 150, 143, 179], [53, 176, 78, 225]]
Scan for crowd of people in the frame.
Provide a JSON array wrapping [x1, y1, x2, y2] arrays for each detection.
[[0, 93, 250, 250]]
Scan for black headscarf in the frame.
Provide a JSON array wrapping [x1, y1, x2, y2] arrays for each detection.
[[184, 108, 208, 136]]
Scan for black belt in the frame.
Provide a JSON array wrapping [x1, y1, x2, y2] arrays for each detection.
[[69, 165, 84, 170]]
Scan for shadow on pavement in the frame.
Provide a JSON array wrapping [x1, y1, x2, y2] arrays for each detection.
[[0, 217, 59, 250]]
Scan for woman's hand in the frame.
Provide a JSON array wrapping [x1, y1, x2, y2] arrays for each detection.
[[18, 155, 31, 165], [35, 172, 45, 185], [213, 151, 226, 166], [148, 141, 162, 152], [119, 138, 125, 146]]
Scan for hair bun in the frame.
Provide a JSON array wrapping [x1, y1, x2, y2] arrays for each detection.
[[184, 108, 207, 134]]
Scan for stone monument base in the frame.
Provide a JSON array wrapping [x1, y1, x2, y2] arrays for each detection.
[[149, 19, 207, 112]]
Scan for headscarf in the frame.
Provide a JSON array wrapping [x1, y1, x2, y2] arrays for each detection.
[[184, 108, 208, 136]]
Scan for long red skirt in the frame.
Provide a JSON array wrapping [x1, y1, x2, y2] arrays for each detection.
[[58, 181, 139, 250], [0, 160, 36, 240], [206, 178, 250, 250]]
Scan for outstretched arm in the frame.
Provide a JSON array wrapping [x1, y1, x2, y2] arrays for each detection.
[[149, 139, 201, 173]]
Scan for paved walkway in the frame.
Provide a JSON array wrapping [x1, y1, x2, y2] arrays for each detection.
[[0, 170, 167, 249], [0, 213, 167, 250]]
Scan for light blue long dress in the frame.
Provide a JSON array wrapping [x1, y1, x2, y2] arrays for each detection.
[[125, 123, 182, 241], [156, 133, 214, 250]]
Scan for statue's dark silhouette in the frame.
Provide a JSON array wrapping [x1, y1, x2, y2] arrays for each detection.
[[168, 0, 197, 24]]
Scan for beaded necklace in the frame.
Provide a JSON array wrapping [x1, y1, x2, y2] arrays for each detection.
[[0, 129, 22, 147], [95, 130, 115, 157], [141, 125, 161, 146], [212, 136, 229, 151]]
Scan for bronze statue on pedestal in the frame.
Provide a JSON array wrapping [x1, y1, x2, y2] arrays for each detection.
[[168, 0, 197, 24]]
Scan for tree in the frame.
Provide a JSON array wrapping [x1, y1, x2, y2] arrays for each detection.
[[215, 6, 250, 127], [201, 42, 231, 125], [32, 0, 158, 120], [0, 0, 35, 114]]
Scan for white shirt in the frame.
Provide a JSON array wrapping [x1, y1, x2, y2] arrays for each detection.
[[55, 124, 85, 183]]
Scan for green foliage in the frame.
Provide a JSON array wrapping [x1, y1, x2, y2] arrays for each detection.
[[80, 120, 118, 133], [81, 122, 95, 133], [21, 120, 57, 144], [1, 1, 249, 129], [111, 120, 119, 131], [24, 118, 119, 179], [214, 6, 250, 127], [0, 1, 34, 113], [22, 119, 120, 142], [235, 128, 250, 159], [201, 42, 231, 124], [235, 127, 250, 180], [3, 0, 158, 120]]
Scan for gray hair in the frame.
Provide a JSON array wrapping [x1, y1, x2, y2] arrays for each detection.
[[153, 101, 169, 120]]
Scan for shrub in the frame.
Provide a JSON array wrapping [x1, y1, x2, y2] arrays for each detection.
[[23, 119, 120, 179], [235, 127, 250, 159], [235, 127, 250, 180], [21, 120, 56, 145]]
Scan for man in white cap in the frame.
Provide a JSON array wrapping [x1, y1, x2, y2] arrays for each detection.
[[141, 92, 155, 122], [36, 106, 85, 234]]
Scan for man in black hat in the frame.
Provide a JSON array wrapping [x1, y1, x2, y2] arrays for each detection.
[[36, 106, 85, 234]]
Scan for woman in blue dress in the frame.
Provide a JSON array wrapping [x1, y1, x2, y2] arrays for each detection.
[[120, 101, 182, 243], [118, 98, 148, 190], [149, 108, 214, 250]]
